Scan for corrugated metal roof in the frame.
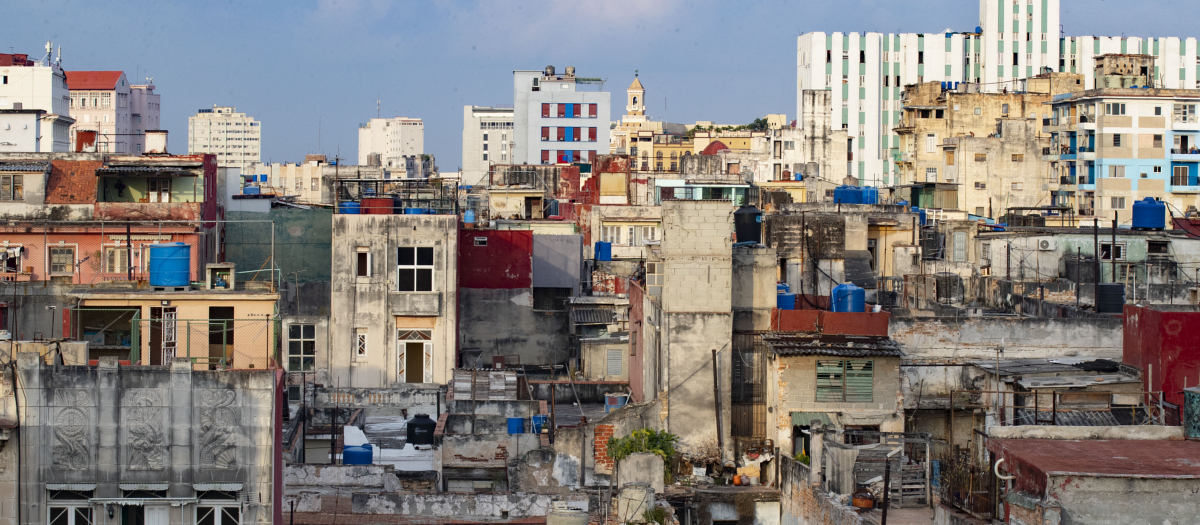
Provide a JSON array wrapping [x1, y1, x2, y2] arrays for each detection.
[[193, 483, 242, 491], [1012, 409, 1122, 426], [573, 308, 615, 325], [46, 483, 95, 490], [791, 412, 833, 427], [762, 333, 903, 358], [96, 166, 196, 175], [0, 162, 49, 172]]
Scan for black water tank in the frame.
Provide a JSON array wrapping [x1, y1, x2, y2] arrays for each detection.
[[734, 205, 762, 244], [407, 414, 437, 445], [1095, 283, 1125, 314], [1064, 256, 1097, 285]]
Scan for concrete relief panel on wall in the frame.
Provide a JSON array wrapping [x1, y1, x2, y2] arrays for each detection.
[[52, 389, 92, 470], [199, 389, 239, 470], [125, 388, 167, 470]]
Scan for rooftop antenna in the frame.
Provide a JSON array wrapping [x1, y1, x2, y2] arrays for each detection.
[[42, 41, 52, 66], [376, 97, 381, 118], [56, 45, 61, 65]]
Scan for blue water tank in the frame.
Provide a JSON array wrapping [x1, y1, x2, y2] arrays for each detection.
[[242, 186, 260, 195], [507, 417, 526, 434], [605, 394, 630, 413], [532, 414, 549, 433], [343, 444, 373, 465], [338, 201, 361, 214], [595, 241, 612, 261], [1131, 197, 1166, 230], [834, 185, 862, 204], [861, 187, 879, 205], [147, 243, 191, 287], [777, 282, 790, 294], [912, 206, 927, 226], [896, 200, 908, 207], [777, 293, 796, 310], [832, 283, 865, 313], [464, 209, 476, 223]]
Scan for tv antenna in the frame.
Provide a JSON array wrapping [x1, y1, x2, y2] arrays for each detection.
[[376, 97, 381, 118]]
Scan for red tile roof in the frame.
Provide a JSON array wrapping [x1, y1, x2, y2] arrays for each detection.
[[45, 161, 101, 204], [65, 71, 125, 91], [700, 140, 729, 155]]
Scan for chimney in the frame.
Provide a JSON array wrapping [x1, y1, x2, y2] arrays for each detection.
[[75, 130, 97, 153], [145, 130, 168, 155]]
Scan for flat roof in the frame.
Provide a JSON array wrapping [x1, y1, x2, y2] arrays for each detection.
[[990, 439, 1200, 478]]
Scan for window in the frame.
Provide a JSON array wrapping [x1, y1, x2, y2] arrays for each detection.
[[1002, 103, 1010, 115], [1011, 182, 1023, 190], [645, 262, 663, 296], [473, 236, 487, 247], [1153, 134, 1164, 149], [355, 330, 368, 360], [103, 246, 139, 274], [1105, 103, 1126, 115], [641, 226, 657, 243], [974, 107, 982, 115], [50, 246, 74, 274], [1110, 197, 1127, 210], [925, 167, 937, 182], [356, 247, 372, 277], [288, 324, 316, 371], [49, 507, 93, 525], [1174, 166, 1190, 186], [1112, 134, 1122, 147], [1156, 107, 1162, 116], [397, 247, 434, 292], [1148, 240, 1170, 255], [607, 349, 623, 376], [196, 505, 241, 525], [0, 175, 23, 201], [974, 182, 987, 189], [952, 231, 967, 262], [975, 206, 986, 216], [1011, 154, 1024, 162], [917, 51, 924, 64], [816, 360, 873, 403], [601, 225, 622, 244], [1109, 165, 1126, 178], [1100, 242, 1126, 260], [310, 178, 318, 191], [925, 134, 936, 153], [975, 153, 987, 162]]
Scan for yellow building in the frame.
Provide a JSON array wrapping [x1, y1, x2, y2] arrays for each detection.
[[610, 74, 687, 155]]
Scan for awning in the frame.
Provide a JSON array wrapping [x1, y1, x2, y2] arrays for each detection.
[[90, 498, 197, 507], [47, 483, 96, 491], [118, 483, 169, 491], [193, 483, 242, 491], [572, 308, 615, 325], [791, 412, 834, 427]]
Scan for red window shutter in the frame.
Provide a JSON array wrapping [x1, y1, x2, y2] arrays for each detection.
[[590, 104, 597, 118], [573, 127, 580, 141], [571, 104, 578, 118], [541, 150, 550, 164], [557, 127, 565, 141], [558, 104, 566, 118], [542, 127, 550, 140], [542, 104, 550, 118], [589, 127, 597, 141], [572, 150, 581, 163]]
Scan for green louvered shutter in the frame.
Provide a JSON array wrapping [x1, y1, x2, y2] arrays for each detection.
[[816, 360, 845, 402], [844, 360, 875, 402]]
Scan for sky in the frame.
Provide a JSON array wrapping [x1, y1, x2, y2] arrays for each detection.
[[4, 0, 1197, 170]]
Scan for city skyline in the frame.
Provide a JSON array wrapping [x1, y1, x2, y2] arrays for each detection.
[[4, 0, 1198, 170]]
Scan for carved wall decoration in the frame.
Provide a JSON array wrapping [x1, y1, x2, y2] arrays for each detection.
[[125, 389, 166, 470], [199, 389, 238, 470], [52, 389, 92, 471]]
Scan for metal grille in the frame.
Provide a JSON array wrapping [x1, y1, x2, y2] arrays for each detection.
[[816, 360, 874, 403], [732, 332, 767, 437]]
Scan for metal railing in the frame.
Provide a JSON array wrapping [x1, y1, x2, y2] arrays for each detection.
[[948, 389, 1176, 429]]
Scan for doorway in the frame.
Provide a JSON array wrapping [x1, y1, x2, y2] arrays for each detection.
[[147, 179, 171, 203], [404, 342, 424, 383], [208, 306, 235, 368], [397, 329, 432, 383], [524, 196, 543, 219], [122, 505, 169, 525], [149, 307, 177, 365]]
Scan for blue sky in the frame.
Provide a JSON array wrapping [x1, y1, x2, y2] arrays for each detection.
[[3, 0, 1194, 170]]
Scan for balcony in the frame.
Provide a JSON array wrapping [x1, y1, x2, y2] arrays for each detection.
[[93, 202, 202, 221], [1173, 115, 1199, 124], [389, 292, 442, 316], [1169, 149, 1200, 161]]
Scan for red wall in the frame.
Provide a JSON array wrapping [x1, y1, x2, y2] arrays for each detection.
[[771, 309, 890, 337], [1123, 305, 1200, 407], [628, 279, 645, 402], [457, 230, 532, 289]]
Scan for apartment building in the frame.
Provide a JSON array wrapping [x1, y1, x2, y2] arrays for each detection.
[[129, 79, 161, 154], [66, 71, 137, 153], [797, 0, 1198, 186], [188, 105, 262, 170], [461, 106, 513, 186], [512, 65, 610, 165], [1046, 67, 1200, 223], [358, 116, 424, 169], [0, 48, 74, 152]]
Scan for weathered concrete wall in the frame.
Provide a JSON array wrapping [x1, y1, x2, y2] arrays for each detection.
[[351, 492, 588, 518], [987, 425, 1183, 441], [440, 433, 542, 469], [1047, 475, 1200, 525], [227, 208, 333, 283], [889, 316, 1123, 360], [732, 245, 777, 331], [616, 453, 664, 494], [330, 214, 457, 388], [457, 287, 568, 366], [313, 385, 441, 419], [779, 455, 865, 525], [0, 281, 77, 341], [775, 356, 904, 454], [14, 354, 278, 524], [285, 464, 400, 492]]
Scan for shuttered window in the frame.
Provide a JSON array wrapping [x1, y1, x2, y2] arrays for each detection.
[[953, 231, 967, 262], [816, 360, 874, 403], [607, 349, 623, 376]]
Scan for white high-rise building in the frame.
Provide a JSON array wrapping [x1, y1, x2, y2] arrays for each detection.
[[358, 117, 424, 169], [512, 65, 610, 165], [461, 106, 514, 186], [0, 45, 73, 152], [798, 0, 1200, 186], [188, 105, 262, 170]]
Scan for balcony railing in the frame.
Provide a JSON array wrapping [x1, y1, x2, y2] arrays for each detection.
[[1173, 175, 1195, 186], [1174, 115, 1199, 124], [1170, 148, 1200, 155]]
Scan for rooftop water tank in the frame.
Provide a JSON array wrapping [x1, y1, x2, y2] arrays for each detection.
[[834, 185, 862, 204], [147, 243, 191, 287], [777, 283, 790, 294], [777, 293, 796, 310], [407, 414, 437, 446], [1095, 283, 1125, 314], [343, 444, 373, 465], [861, 186, 879, 205], [464, 209, 476, 224], [734, 205, 762, 244], [338, 201, 361, 214], [507, 417, 526, 434], [1131, 197, 1166, 230], [595, 241, 612, 261], [832, 283, 865, 313], [361, 197, 394, 215]]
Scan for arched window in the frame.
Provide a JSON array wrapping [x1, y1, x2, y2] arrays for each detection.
[[641, 150, 649, 158], [656, 151, 663, 159], [670, 152, 677, 160], [632, 96, 638, 106]]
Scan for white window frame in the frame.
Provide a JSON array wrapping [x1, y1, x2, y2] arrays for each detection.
[[925, 167, 937, 182], [355, 330, 368, 361], [1110, 197, 1126, 210], [48, 505, 93, 525], [195, 504, 241, 525], [356, 247, 372, 278], [48, 244, 77, 275], [925, 134, 936, 153], [397, 330, 433, 383], [103, 245, 143, 274], [396, 247, 434, 292], [287, 323, 316, 371], [1109, 165, 1126, 178]]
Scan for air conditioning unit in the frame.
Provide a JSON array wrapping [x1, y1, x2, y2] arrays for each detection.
[[1038, 239, 1056, 251]]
